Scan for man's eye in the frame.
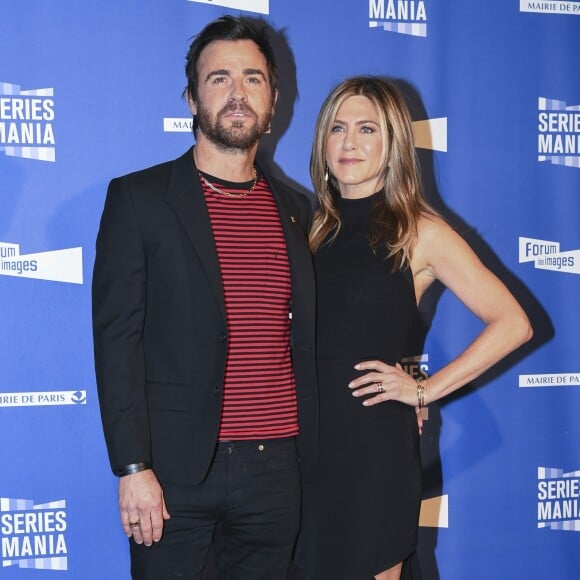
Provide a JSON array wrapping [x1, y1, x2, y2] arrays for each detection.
[[247, 76, 262, 84]]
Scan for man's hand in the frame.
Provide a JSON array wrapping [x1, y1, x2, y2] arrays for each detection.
[[119, 469, 171, 546]]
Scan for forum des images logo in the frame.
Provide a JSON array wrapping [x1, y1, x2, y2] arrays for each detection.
[[0, 242, 83, 284], [519, 237, 579, 275]]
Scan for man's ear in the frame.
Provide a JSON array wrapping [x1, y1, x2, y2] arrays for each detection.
[[187, 92, 197, 116]]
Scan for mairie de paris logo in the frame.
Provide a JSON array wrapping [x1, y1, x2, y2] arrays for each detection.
[[186, 0, 269, 15], [520, 1, 580, 15], [0, 390, 87, 408]]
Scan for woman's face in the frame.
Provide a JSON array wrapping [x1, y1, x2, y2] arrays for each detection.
[[325, 95, 386, 199]]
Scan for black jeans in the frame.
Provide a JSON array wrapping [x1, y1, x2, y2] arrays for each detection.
[[130, 437, 301, 580]]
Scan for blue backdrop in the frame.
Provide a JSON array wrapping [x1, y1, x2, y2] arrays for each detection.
[[1, 1, 578, 578]]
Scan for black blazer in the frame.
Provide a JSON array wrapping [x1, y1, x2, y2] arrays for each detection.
[[92, 148, 318, 484]]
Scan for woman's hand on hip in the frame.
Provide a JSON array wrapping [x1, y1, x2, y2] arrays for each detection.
[[348, 360, 418, 407]]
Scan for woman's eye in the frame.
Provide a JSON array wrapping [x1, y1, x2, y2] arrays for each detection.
[[330, 125, 344, 133], [361, 125, 375, 133]]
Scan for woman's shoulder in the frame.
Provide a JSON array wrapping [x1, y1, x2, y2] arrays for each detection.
[[412, 213, 468, 273], [416, 212, 452, 244]]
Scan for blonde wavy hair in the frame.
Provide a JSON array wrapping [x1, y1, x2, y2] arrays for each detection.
[[309, 76, 437, 271]]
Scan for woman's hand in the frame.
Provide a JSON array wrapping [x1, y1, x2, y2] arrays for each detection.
[[348, 360, 419, 407]]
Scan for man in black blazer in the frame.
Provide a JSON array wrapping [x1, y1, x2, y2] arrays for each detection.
[[92, 16, 317, 579]]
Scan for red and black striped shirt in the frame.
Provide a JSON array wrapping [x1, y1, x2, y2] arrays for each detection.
[[201, 172, 299, 440]]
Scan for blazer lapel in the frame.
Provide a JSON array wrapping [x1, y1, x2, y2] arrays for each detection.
[[267, 176, 316, 327], [165, 148, 227, 325]]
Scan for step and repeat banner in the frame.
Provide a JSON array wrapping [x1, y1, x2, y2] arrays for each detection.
[[1, 1, 578, 578]]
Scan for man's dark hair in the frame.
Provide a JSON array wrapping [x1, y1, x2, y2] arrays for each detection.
[[184, 15, 278, 103]]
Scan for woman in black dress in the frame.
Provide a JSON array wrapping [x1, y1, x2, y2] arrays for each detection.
[[294, 77, 532, 580]]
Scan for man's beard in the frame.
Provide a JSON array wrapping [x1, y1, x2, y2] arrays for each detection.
[[196, 101, 271, 151]]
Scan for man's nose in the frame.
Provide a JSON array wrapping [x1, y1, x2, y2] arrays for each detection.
[[229, 78, 247, 101]]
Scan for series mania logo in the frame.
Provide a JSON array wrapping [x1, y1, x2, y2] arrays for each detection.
[[369, 0, 428, 37], [1, 497, 68, 570], [0, 82, 55, 162], [538, 468, 580, 531], [538, 97, 580, 168]]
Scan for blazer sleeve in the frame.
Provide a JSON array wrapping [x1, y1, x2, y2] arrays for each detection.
[[92, 177, 151, 474]]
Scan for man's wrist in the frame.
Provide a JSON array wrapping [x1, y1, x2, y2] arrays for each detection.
[[114, 462, 152, 477]]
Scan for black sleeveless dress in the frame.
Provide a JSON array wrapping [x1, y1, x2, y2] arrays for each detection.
[[295, 193, 422, 579]]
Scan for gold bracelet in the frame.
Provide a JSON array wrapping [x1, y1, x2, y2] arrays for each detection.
[[417, 379, 429, 409]]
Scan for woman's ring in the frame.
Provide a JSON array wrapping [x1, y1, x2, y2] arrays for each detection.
[[376, 383, 384, 393], [129, 521, 141, 528]]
